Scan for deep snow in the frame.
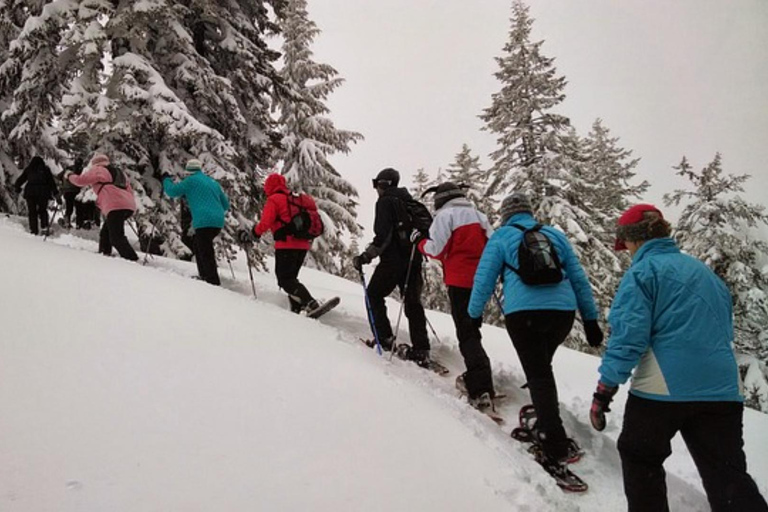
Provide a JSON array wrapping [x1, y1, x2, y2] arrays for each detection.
[[1, 217, 766, 511]]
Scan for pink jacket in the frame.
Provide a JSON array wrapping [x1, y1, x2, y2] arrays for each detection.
[[68, 165, 136, 215]]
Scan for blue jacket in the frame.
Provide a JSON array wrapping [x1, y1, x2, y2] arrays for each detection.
[[598, 238, 742, 402], [468, 213, 598, 321], [163, 171, 229, 229]]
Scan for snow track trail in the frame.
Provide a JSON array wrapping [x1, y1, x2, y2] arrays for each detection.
[[2, 217, 764, 511]]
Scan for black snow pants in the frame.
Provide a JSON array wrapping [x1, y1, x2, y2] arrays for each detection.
[[505, 309, 575, 461], [366, 255, 429, 351], [99, 210, 139, 261], [449, 286, 493, 398], [25, 195, 50, 235], [618, 394, 768, 512], [194, 227, 221, 286], [275, 249, 315, 312]]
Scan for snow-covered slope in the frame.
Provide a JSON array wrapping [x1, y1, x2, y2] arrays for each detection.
[[1, 217, 766, 511]]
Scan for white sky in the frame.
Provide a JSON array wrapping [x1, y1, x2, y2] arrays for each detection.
[[305, 0, 768, 233]]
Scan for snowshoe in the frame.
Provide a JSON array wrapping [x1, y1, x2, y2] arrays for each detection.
[[395, 344, 449, 376], [306, 297, 340, 319], [511, 404, 584, 464], [455, 374, 505, 424], [526, 442, 588, 493]]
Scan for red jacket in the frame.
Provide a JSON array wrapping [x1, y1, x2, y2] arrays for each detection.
[[254, 173, 313, 250], [418, 197, 494, 288]]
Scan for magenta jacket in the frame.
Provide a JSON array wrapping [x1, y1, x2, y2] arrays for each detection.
[[68, 165, 136, 215]]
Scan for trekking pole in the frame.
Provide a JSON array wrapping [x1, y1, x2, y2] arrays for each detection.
[[43, 199, 62, 241], [141, 215, 159, 266], [359, 268, 383, 356], [242, 245, 258, 299], [223, 247, 236, 280], [389, 242, 418, 361], [423, 312, 443, 346]]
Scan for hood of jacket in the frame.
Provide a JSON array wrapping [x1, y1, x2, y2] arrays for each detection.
[[264, 173, 289, 197]]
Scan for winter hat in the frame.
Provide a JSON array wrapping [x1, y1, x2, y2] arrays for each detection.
[[90, 154, 110, 167], [614, 204, 670, 250], [185, 159, 202, 172], [500, 192, 533, 223], [372, 168, 400, 189], [432, 182, 466, 210]]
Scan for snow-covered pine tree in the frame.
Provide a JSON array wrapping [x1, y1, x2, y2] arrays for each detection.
[[1, 0, 287, 267], [480, 1, 619, 348], [664, 154, 768, 366], [277, 0, 363, 274], [0, 0, 73, 210], [412, 167, 431, 201], [445, 143, 497, 223], [579, 119, 648, 316], [0, 0, 22, 213]]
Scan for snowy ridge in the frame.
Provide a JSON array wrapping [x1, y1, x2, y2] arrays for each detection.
[[1, 217, 766, 511]]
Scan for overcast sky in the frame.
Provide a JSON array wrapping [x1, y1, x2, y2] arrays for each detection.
[[304, 0, 768, 234]]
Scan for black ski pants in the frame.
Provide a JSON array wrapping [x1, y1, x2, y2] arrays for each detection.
[[194, 227, 221, 286], [366, 256, 429, 351], [505, 309, 575, 461], [449, 286, 493, 398], [25, 195, 49, 235], [99, 210, 139, 261], [618, 394, 768, 512], [63, 191, 78, 224], [275, 249, 315, 312]]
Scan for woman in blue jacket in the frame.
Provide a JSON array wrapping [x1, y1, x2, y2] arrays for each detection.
[[162, 159, 230, 285], [468, 192, 603, 468], [590, 204, 766, 512]]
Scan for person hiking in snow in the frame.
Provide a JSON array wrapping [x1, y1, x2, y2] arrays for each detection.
[[590, 204, 768, 512], [14, 156, 60, 235], [415, 182, 496, 407], [58, 157, 84, 229], [65, 154, 138, 260], [238, 172, 322, 315], [161, 159, 230, 285], [468, 192, 603, 467], [353, 168, 431, 366]]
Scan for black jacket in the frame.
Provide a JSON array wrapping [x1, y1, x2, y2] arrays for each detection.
[[367, 187, 422, 263], [15, 157, 58, 200]]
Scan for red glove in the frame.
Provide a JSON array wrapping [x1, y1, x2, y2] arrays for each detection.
[[590, 382, 618, 431]]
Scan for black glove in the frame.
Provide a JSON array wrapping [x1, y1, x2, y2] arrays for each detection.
[[584, 319, 604, 348], [590, 382, 618, 431], [352, 252, 372, 271], [237, 228, 254, 245]]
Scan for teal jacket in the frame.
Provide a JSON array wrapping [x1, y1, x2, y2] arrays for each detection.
[[468, 212, 598, 321], [598, 238, 743, 402], [163, 171, 229, 229]]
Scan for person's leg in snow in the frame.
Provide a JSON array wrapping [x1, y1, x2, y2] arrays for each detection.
[[679, 401, 768, 512], [193, 227, 221, 285], [449, 285, 493, 399], [505, 310, 575, 463], [400, 255, 429, 354], [275, 249, 317, 313], [102, 210, 138, 261]]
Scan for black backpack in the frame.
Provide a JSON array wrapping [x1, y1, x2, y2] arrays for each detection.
[[395, 197, 433, 243], [105, 164, 128, 190], [278, 193, 324, 240], [506, 223, 563, 285]]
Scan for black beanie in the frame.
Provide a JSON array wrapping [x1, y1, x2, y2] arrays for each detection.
[[433, 182, 466, 210], [374, 168, 400, 188]]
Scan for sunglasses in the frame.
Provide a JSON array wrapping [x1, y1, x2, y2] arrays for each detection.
[[372, 179, 393, 189]]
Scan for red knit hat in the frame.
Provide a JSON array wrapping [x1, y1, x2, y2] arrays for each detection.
[[615, 204, 663, 250]]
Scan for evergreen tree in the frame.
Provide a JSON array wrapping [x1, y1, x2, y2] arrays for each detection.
[[480, 3, 620, 348], [277, 0, 363, 274], [445, 144, 498, 223], [411, 167, 431, 201], [664, 154, 768, 363], [582, 119, 647, 220], [480, 0, 569, 202], [1, 0, 288, 267]]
